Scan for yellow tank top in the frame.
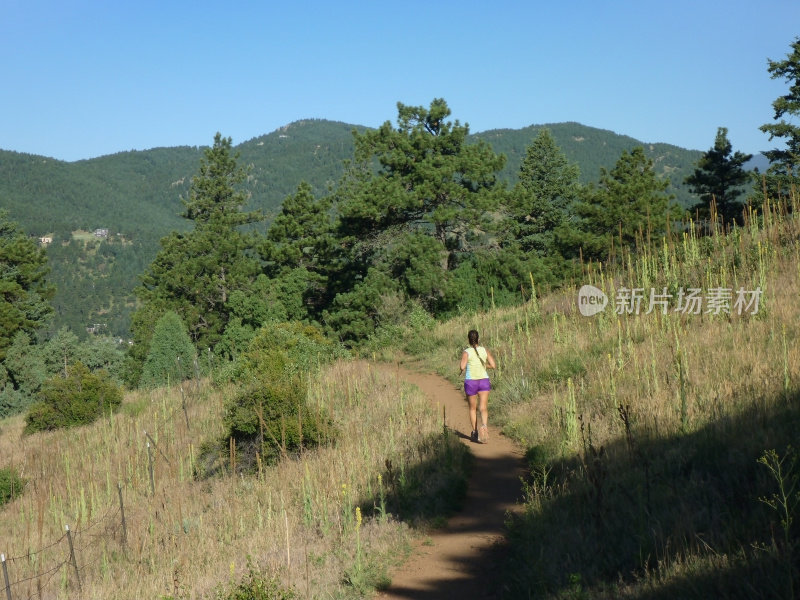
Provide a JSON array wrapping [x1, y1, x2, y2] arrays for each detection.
[[464, 346, 489, 380]]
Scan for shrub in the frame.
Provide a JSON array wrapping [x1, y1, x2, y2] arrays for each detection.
[[24, 362, 123, 434], [219, 376, 334, 471], [0, 467, 24, 506], [241, 321, 344, 381], [214, 560, 296, 600], [201, 322, 341, 475], [217, 321, 346, 386]]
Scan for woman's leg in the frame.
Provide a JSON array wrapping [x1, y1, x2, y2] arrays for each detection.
[[467, 394, 478, 435], [477, 390, 489, 441]]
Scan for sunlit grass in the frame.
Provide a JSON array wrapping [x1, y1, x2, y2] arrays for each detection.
[[0, 360, 468, 599]]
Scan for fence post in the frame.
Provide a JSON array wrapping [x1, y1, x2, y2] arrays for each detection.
[[117, 484, 127, 548], [1, 553, 12, 600], [65, 525, 82, 594], [147, 442, 155, 496], [144, 431, 171, 466], [180, 386, 190, 431]]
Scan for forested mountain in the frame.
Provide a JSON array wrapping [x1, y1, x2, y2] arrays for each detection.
[[0, 119, 711, 338], [481, 122, 703, 202]]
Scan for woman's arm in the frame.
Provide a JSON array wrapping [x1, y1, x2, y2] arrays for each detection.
[[459, 350, 468, 374]]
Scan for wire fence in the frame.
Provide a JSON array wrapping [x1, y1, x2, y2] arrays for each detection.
[[2, 504, 123, 600], [2, 361, 206, 600]]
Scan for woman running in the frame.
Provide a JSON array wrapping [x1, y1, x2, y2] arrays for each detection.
[[459, 329, 496, 443]]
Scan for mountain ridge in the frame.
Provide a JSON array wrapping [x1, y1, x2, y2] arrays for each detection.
[[5, 118, 757, 164], [1, 118, 710, 235]]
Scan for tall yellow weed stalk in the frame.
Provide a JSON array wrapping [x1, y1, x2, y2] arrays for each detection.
[[0, 360, 466, 598]]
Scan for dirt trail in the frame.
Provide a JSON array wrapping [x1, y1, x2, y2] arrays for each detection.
[[376, 364, 525, 600]]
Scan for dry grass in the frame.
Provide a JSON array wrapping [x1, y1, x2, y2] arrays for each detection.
[[0, 360, 464, 599], [418, 204, 800, 449]]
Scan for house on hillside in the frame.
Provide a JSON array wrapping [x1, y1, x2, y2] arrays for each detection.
[[38, 236, 53, 246], [94, 228, 109, 238], [86, 323, 107, 335]]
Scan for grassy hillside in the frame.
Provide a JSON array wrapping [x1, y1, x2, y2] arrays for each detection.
[[0, 361, 470, 599], [381, 198, 800, 597]]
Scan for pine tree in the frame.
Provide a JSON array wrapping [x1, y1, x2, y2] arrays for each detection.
[[338, 98, 506, 268], [132, 134, 263, 374], [260, 181, 335, 316], [0, 210, 54, 362], [332, 99, 507, 326], [263, 182, 333, 273], [685, 127, 752, 224], [759, 37, 800, 194], [0, 332, 46, 416], [507, 128, 581, 255], [561, 147, 673, 262]]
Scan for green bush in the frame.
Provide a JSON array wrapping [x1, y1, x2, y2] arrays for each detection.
[[201, 322, 341, 475], [24, 362, 123, 434], [0, 467, 25, 506], [222, 376, 335, 469], [242, 321, 344, 380], [214, 560, 296, 600], [217, 321, 346, 386]]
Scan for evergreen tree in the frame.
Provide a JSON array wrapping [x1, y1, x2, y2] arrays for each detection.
[[132, 134, 263, 376], [261, 181, 335, 316], [332, 99, 507, 328], [505, 128, 581, 255], [0, 332, 46, 416], [0, 210, 54, 361], [263, 182, 333, 274], [560, 147, 673, 262], [759, 37, 800, 192], [324, 268, 401, 342], [685, 127, 752, 224], [139, 311, 197, 389], [77, 336, 126, 382], [42, 326, 80, 377], [339, 98, 506, 270]]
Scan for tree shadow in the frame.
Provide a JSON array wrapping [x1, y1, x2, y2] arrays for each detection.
[[499, 387, 800, 599]]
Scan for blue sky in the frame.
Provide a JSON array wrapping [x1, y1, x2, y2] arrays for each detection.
[[2, 0, 798, 162]]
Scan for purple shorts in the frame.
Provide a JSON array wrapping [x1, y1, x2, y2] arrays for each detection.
[[464, 378, 491, 396]]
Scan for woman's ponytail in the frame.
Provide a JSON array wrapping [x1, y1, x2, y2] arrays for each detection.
[[468, 329, 486, 368]]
